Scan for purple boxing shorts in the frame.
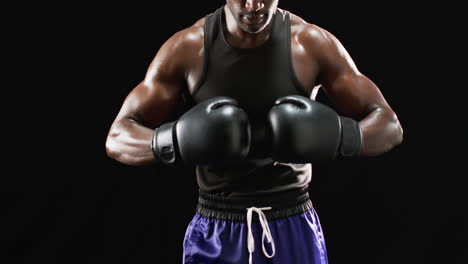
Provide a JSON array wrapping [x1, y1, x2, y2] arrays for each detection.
[[183, 187, 328, 264]]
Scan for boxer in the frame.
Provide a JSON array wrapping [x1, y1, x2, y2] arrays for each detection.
[[106, 1, 403, 263]]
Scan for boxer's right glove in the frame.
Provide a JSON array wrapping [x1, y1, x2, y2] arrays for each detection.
[[152, 96, 251, 165], [267, 95, 363, 163]]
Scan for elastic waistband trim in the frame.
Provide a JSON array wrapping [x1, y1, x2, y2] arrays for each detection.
[[196, 187, 313, 222]]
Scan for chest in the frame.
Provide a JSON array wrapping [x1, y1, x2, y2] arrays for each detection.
[[186, 43, 320, 97]]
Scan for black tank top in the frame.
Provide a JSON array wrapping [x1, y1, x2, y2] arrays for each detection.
[[188, 7, 311, 196]]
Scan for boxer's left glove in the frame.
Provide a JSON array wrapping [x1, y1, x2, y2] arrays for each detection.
[[152, 96, 251, 166], [267, 95, 363, 163]]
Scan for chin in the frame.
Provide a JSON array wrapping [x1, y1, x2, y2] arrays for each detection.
[[241, 23, 266, 34]]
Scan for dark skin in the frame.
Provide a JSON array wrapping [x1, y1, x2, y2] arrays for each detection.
[[106, 0, 403, 166]]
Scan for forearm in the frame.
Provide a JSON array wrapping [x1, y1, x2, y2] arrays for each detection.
[[105, 118, 155, 166], [359, 107, 403, 156]]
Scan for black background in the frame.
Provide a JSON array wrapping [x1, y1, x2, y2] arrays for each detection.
[[5, 1, 465, 263]]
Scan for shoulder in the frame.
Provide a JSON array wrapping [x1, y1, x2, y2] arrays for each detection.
[[287, 11, 336, 50], [286, 11, 351, 66], [164, 18, 205, 54], [153, 18, 205, 72], [145, 17, 205, 81], [286, 10, 346, 59]]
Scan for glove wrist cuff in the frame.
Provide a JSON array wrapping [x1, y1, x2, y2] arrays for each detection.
[[152, 121, 178, 165], [338, 116, 363, 159]]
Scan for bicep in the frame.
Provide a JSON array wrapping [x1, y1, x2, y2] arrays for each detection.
[[323, 73, 390, 119], [317, 31, 390, 119], [115, 77, 182, 128], [113, 37, 187, 127]]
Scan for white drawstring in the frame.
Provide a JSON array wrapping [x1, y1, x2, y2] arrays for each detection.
[[246, 207, 276, 264]]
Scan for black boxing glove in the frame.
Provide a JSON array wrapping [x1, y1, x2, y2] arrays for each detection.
[[152, 96, 251, 165], [267, 95, 362, 163]]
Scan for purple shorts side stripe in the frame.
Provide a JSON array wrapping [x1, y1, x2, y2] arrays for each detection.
[[183, 208, 328, 264]]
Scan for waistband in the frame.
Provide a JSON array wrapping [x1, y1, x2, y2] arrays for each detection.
[[196, 186, 313, 222]]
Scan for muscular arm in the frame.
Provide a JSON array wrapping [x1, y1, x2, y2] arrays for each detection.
[[303, 26, 403, 156], [105, 25, 202, 165]]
